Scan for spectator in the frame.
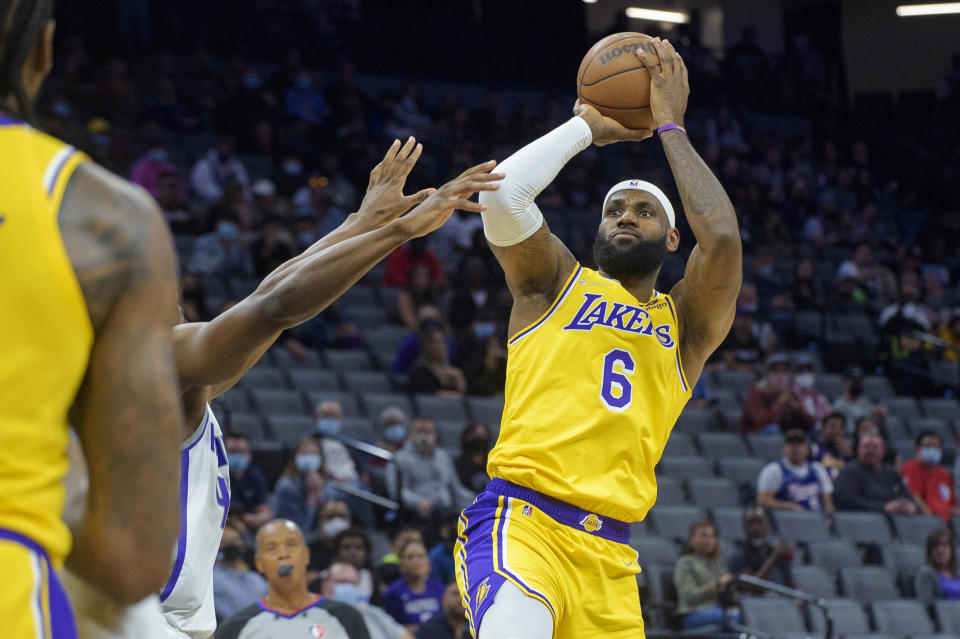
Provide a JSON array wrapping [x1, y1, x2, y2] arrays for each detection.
[[377, 527, 425, 590], [188, 212, 255, 277], [880, 271, 935, 331], [368, 407, 411, 496], [673, 521, 740, 630], [727, 506, 795, 589], [853, 416, 900, 467], [156, 169, 195, 233], [251, 215, 296, 278], [314, 400, 376, 528], [811, 411, 853, 479], [832, 365, 884, 431], [741, 354, 814, 434], [226, 433, 275, 530], [757, 429, 835, 513], [393, 305, 456, 375], [383, 237, 444, 289], [308, 500, 354, 573], [842, 243, 898, 309], [447, 256, 496, 330], [939, 311, 960, 360], [830, 262, 869, 314], [463, 334, 508, 397], [130, 139, 182, 198], [397, 264, 439, 331], [406, 327, 467, 397], [833, 433, 918, 514], [383, 540, 445, 631], [386, 418, 474, 531], [792, 358, 832, 427], [213, 520, 369, 639], [331, 528, 377, 602], [791, 258, 824, 311], [454, 422, 492, 494], [689, 374, 716, 409], [272, 437, 325, 535], [713, 305, 766, 370], [285, 71, 329, 125], [190, 137, 251, 206], [292, 178, 348, 243], [915, 529, 960, 604], [321, 562, 412, 639], [427, 514, 459, 585], [901, 430, 959, 522], [213, 523, 268, 620], [414, 582, 467, 639]]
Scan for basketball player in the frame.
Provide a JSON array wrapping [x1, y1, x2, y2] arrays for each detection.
[[0, 0, 185, 636], [454, 39, 742, 638]]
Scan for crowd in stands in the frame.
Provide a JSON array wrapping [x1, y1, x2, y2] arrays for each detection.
[[38, 9, 960, 636]]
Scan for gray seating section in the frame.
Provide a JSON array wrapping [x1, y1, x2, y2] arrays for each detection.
[[351, 305, 389, 327], [342, 370, 393, 394], [815, 373, 844, 400], [880, 543, 925, 578], [266, 415, 316, 447], [909, 416, 953, 444], [674, 407, 718, 433], [771, 510, 832, 543], [862, 375, 895, 401], [215, 388, 251, 412], [885, 397, 920, 419], [808, 598, 871, 635], [870, 600, 934, 636], [287, 368, 341, 393], [839, 567, 899, 602], [227, 412, 267, 440], [833, 511, 893, 544], [251, 388, 307, 415], [717, 457, 766, 486], [806, 540, 862, 574], [711, 388, 740, 411], [710, 507, 746, 540], [714, 369, 758, 395], [271, 346, 324, 369], [631, 535, 679, 567], [466, 397, 504, 428], [365, 326, 408, 355], [338, 417, 376, 443], [361, 393, 414, 420], [842, 634, 896, 639], [921, 397, 960, 421], [891, 514, 945, 546], [934, 600, 960, 634], [415, 395, 468, 423], [663, 432, 698, 457], [338, 285, 378, 307], [791, 565, 837, 599], [659, 455, 716, 479], [648, 506, 707, 541], [909, 635, 959, 639], [740, 597, 806, 634], [655, 477, 687, 506], [697, 432, 750, 457], [747, 433, 785, 461], [238, 366, 288, 390], [687, 477, 740, 508], [436, 420, 463, 451], [304, 390, 360, 417], [323, 349, 374, 372]]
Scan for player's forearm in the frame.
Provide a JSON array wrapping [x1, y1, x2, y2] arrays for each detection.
[[659, 130, 739, 251]]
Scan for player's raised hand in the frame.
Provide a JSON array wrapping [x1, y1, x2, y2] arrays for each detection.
[[402, 160, 504, 237], [573, 99, 653, 146], [637, 38, 689, 129], [356, 136, 435, 229]]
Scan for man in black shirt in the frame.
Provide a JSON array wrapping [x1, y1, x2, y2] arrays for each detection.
[[833, 433, 918, 514], [727, 506, 795, 591], [415, 582, 467, 639]]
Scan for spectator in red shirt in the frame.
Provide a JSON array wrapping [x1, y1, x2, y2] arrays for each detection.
[[901, 430, 959, 522], [741, 354, 816, 434], [383, 237, 445, 288]]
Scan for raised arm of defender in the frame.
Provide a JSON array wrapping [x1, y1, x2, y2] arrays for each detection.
[[638, 39, 742, 381]]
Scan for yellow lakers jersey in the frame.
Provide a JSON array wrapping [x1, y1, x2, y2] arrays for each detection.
[[0, 113, 92, 564], [488, 264, 692, 523]]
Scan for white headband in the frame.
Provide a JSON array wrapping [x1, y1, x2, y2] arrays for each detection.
[[601, 179, 675, 228]]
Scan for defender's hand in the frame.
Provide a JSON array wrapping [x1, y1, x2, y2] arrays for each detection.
[[356, 137, 434, 229], [573, 100, 652, 146], [402, 160, 504, 237], [636, 38, 689, 129]]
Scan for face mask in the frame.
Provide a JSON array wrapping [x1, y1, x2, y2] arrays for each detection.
[[91, 133, 110, 147], [411, 433, 436, 455], [795, 373, 815, 389], [283, 160, 303, 176], [219, 544, 244, 563], [384, 424, 407, 443], [242, 73, 261, 90], [330, 582, 360, 604], [295, 453, 322, 473], [317, 418, 341, 436], [322, 516, 350, 538], [218, 222, 239, 239], [473, 322, 495, 339], [52, 100, 71, 117], [228, 453, 250, 473], [149, 149, 169, 163], [920, 446, 943, 465]]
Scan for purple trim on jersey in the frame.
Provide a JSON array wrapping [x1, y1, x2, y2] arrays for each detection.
[[508, 265, 582, 346], [45, 147, 77, 195], [159, 412, 211, 602], [0, 113, 22, 126], [661, 296, 688, 391], [257, 594, 323, 618]]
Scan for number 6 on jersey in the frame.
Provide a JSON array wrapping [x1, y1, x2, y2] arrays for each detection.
[[600, 348, 635, 412]]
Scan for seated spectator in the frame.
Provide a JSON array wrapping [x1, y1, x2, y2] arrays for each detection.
[[811, 411, 853, 479], [393, 305, 457, 375], [314, 400, 376, 528], [378, 526, 425, 590], [741, 354, 815, 434], [915, 529, 960, 605], [293, 299, 366, 350], [832, 365, 886, 431], [447, 256, 496, 330], [427, 514, 459, 585], [792, 358, 832, 427], [308, 500, 353, 573], [454, 422, 492, 494], [272, 437, 325, 535], [251, 215, 296, 279], [226, 432, 275, 531], [330, 528, 377, 602], [383, 540, 445, 631], [853, 415, 900, 467], [368, 407, 411, 496], [727, 506, 795, 590], [156, 168, 195, 233], [462, 334, 507, 397], [397, 264, 438, 331], [386, 418, 474, 533], [901, 430, 959, 522], [406, 327, 467, 397], [757, 429, 835, 513], [673, 521, 740, 630], [833, 433, 918, 514], [321, 562, 412, 639], [689, 374, 716, 409], [791, 258, 824, 311], [213, 523, 268, 620], [713, 307, 766, 370], [383, 236, 444, 289], [190, 137, 251, 206], [130, 138, 181, 197], [213, 520, 368, 639], [189, 211, 255, 277], [884, 317, 935, 397], [414, 582, 467, 639], [830, 261, 870, 313]]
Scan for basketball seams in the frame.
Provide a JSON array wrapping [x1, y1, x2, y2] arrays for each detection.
[[580, 64, 659, 88], [579, 97, 651, 111], [576, 31, 638, 85]]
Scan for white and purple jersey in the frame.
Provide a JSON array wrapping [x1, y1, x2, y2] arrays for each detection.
[[159, 405, 231, 639]]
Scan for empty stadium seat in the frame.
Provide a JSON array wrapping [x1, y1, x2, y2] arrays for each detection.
[[815, 373, 845, 401], [791, 565, 837, 599], [879, 543, 925, 579], [885, 397, 920, 420], [631, 536, 679, 567], [338, 285, 379, 307], [909, 416, 954, 444], [833, 511, 892, 544], [364, 325, 408, 355], [717, 457, 766, 486], [659, 455, 716, 479], [687, 477, 740, 508], [414, 394, 468, 422], [350, 305, 389, 327], [674, 407, 718, 433], [466, 397, 504, 429], [238, 366, 288, 390], [266, 414, 316, 447], [839, 567, 899, 602], [714, 369, 758, 395], [342, 370, 393, 394], [323, 349, 374, 372], [251, 388, 307, 415], [338, 417, 376, 443], [663, 431, 698, 456], [747, 433, 785, 460], [214, 387, 251, 412], [933, 600, 960, 635], [891, 514, 944, 545], [921, 398, 959, 421], [771, 510, 832, 543], [648, 506, 707, 541], [808, 598, 871, 635], [806, 540, 862, 574], [740, 597, 806, 634], [287, 368, 341, 393], [270, 346, 324, 369], [697, 432, 749, 457], [870, 600, 934, 636], [226, 412, 267, 440], [655, 477, 687, 506], [711, 388, 741, 411], [361, 393, 414, 420], [709, 507, 746, 540], [435, 420, 463, 451]]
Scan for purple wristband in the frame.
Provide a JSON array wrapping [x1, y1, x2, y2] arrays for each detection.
[[656, 123, 686, 136]]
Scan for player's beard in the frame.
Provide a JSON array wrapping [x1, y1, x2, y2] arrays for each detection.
[[592, 231, 667, 280]]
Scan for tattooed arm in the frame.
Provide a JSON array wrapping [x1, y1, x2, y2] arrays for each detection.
[[638, 39, 742, 382], [60, 163, 184, 604]]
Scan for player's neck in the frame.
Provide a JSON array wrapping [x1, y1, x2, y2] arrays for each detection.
[[598, 268, 659, 303], [263, 585, 316, 612]]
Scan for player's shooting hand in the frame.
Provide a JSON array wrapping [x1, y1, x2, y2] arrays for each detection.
[[573, 100, 652, 146], [401, 160, 504, 237], [356, 137, 435, 230], [636, 38, 689, 129]]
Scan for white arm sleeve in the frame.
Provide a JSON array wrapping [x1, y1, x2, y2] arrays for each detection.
[[757, 462, 784, 494], [479, 116, 593, 247]]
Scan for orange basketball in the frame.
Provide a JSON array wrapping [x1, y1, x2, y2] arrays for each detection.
[[577, 32, 659, 130]]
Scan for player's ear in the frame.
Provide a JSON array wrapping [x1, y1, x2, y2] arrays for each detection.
[[666, 227, 680, 252], [254, 552, 264, 575]]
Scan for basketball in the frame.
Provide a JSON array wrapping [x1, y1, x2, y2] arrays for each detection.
[[577, 32, 659, 130]]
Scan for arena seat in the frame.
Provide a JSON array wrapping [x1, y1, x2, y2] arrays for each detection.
[[686, 478, 740, 508], [839, 567, 899, 602], [741, 597, 807, 635], [251, 388, 308, 415], [870, 600, 934, 636], [697, 432, 749, 458], [791, 565, 837, 599], [832, 511, 893, 544], [808, 598, 871, 635]]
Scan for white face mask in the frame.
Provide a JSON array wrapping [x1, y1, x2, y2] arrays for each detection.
[[322, 516, 350, 538], [795, 373, 815, 389]]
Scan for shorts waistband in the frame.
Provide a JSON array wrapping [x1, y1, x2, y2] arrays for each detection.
[[0, 527, 51, 561], [485, 478, 631, 544]]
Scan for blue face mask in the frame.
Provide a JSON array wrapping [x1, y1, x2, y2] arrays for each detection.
[[228, 453, 250, 473], [242, 73, 261, 90], [473, 322, 495, 339], [295, 453, 322, 473], [149, 149, 169, 163], [383, 424, 407, 444], [920, 446, 943, 466], [330, 582, 360, 604], [218, 222, 239, 239], [283, 161, 303, 176], [317, 418, 341, 436]]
